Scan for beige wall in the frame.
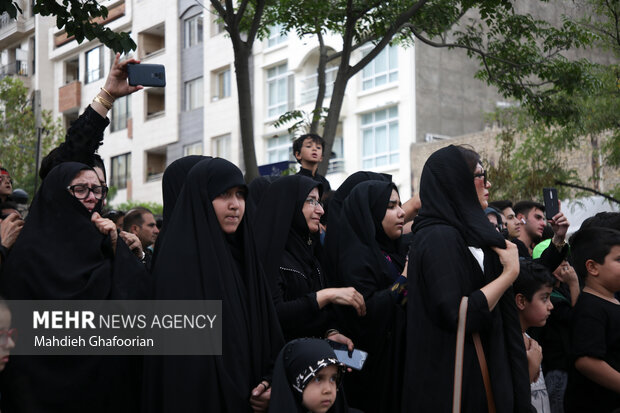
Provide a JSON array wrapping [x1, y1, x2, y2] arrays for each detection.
[[409, 129, 619, 197]]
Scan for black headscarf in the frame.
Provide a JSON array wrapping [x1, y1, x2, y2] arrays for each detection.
[[254, 175, 322, 287], [409, 145, 531, 412], [413, 145, 505, 248], [144, 157, 284, 412], [246, 175, 280, 221], [0, 162, 147, 413], [336, 180, 402, 294], [269, 338, 348, 413], [323, 171, 391, 278], [152, 155, 209, 268]]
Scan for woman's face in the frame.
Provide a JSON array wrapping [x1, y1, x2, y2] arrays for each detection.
[[474, 163, 491, 209], [0, 307, 15, 372], [302, 187, 324, 233], [212, 186, 246, 234], [68, 170, 102, 213], [382, 189, 405, 240]]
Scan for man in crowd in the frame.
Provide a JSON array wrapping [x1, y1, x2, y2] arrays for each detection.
[[123, 207, 159, 268], [0, 168, 13, 204], [489, 200, 521, 239]]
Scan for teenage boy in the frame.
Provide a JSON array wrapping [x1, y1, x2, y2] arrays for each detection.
[[293, 134, 331, 192], [565, 227, 620, 413], [514, 261, 556, 413]]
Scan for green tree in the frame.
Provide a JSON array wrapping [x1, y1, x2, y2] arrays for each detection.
[[0, 77, 65, 195], [487, 0, 619, 202], [0, 0, 135, 53], [268, 0, 597, 176]]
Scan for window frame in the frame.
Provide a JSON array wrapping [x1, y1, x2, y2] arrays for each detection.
[[360, 106, 399, 169], [361, 45, 398, 91], [110, 152, 132, 189], [85, 46, 104, 84], [184, 13, 203, 48], [184, 77, 204, 111]]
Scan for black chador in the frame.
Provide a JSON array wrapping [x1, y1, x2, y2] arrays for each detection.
[[0, 162, 148, 413], [144, 158, 283, 412], [330, 180, 407, 413]]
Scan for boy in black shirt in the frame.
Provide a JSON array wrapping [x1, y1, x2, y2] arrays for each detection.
[[565, 227, 620, 413], [293, 134, 331, 192]]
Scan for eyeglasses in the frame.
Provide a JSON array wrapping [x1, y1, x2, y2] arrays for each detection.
[[0, 329, 17, 346], [305, 198, 323, 208], [0, 176, 12, 185], [474, 170, 487, 185], [67, 184, 108, 200]]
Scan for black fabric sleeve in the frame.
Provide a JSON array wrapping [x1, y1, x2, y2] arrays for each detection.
[[535, 242, 568, 272]]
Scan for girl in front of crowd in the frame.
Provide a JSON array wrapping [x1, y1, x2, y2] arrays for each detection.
[[403, 145, 531, 412], [0, 162, 148, 412], [145, 157, 283, 412], [254, 175, 365, 345], [329, 180, 408, 413], [269, 338, 350, 413]]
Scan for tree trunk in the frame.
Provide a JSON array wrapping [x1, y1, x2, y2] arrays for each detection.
[[310, 32, 328, 134], [231, 41, 259, 182]]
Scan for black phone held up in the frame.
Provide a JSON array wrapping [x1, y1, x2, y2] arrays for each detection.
[[127, 63, 166, 87], [542, 187, 559, 220], [326, 339, 368, 371]]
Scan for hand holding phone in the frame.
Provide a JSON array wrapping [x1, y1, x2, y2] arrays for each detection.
[[542, 188, 559, 220], [127, 63, 166, 87], [327, 339, 368, 371]]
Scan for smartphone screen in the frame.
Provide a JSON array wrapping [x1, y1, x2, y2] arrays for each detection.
[[542, 187, 559, 220], [327, 340, 368, 370]]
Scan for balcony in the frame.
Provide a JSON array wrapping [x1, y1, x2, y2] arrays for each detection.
[[59, 81, 82, 113], [0, 60, 28, 80], [300, 66, 337, 105], [0, 11, 34, 49], [327, 158, 345, 174]]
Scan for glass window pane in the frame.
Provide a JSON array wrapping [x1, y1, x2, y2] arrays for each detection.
[[389, 46, 398, 69], [389, 123, 399, 151], [361, 113, 372, 125], [375, 74, 386, 87], [375, 49, 387, 73], [376, 155, 388, 166], [363, 131, 372, 156], [390, 154, 399, 164], [363, 159, 373, 169], [375, 109, 386, 122], [375, 126, 387, 153]]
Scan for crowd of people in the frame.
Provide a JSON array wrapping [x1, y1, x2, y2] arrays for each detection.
[[0, 54, 618, 413]]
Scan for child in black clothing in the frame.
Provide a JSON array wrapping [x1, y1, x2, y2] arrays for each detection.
[[293, 134, 331, 192], [565, 227, 620, 413]]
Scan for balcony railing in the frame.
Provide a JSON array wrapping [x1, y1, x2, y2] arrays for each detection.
[[0, 60, 28, 78], [300, 66, 338, 105], [0, 13, 13, 31], [327, 158, 345, 174]]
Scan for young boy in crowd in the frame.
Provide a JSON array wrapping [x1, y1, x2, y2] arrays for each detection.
[[293, 134, 331, 192], [565, 227, 620, 413], [514, 260, 556, 413]]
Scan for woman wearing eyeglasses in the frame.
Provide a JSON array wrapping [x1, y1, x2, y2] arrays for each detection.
[[0, 162, 148, 413], [253, 175, 365, 345], [403, 145, 530, 413]]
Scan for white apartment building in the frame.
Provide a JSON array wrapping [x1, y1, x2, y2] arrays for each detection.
[[2, 0, 511, 204], [32, 0, 420, 204]]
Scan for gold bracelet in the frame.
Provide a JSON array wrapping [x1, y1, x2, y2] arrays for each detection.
[[100, 87, 115, 100], [93, 95, 113, 110]]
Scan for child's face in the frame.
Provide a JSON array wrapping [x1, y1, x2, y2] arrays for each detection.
[[302, 364, 338, 413], [520, 286, 554, 329], [0, 307, 15, 372], [296, 138, 323, 164], [589, 245, 620, 293]]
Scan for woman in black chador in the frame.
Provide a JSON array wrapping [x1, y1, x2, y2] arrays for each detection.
[[254, 175, 365, 342], [403, 145, 531, 412], [0, 162, 148, 412], [145, 157, 284, 412], [330, 180, 408, 413]]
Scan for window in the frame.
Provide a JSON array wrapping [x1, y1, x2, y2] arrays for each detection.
[[185, 77, 204, 111], [266, 24, 287, 48], [184, 14, 203, 48], [183, 141, 203, 156], [138, 23, 165, 59], [212, 134, 231, 159], [111, 95, 131, 132], [361, 106, 399, 168], [145, 88, 165, 119], [212, 67, 231, 101], [145, 149, 166, 182], [361, 45, 398, 90], [211, 5, 225, 36], [327, 136, 345, 174], [85, 46, 104, 84], [267, 63, 289, 118], [266, 134, 291, 164], [111, 153, 131, 189], [300, 65, 337, 105], [64, 58, 79, 84]]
